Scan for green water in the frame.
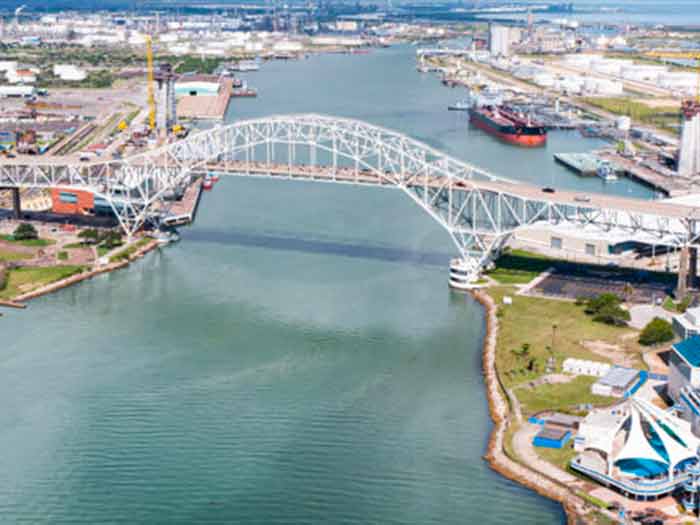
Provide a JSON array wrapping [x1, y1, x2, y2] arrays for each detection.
[[1, 44, 650, 523]]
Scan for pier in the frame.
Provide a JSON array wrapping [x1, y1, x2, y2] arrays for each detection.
[[553, 153, 602, 176]]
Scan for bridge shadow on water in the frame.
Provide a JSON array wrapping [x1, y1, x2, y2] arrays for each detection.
[[181, 228, 453, 268]]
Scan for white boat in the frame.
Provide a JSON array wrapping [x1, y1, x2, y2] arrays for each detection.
[[232, 60, 260, 72], [155, 230, 180, 245], [448, 100, 470, 111], [596, 161, 618, 182]]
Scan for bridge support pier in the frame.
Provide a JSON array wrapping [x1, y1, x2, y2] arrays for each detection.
[[11, 188, 21, 220], [0, 187, 21, 219], [448, 258, 481, 290], [678, 246, 699, 298], [690, 247, 698, 290]]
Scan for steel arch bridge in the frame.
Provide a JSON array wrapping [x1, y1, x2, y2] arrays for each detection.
[[1, 113, 699, 283]]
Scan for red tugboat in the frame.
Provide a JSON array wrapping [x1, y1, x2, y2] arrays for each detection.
[[468, 105, 547, 147]]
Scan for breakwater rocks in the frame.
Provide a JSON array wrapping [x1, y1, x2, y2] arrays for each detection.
[[472, 289, 585, 525]]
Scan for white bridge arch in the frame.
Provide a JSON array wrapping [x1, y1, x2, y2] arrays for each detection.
[[1, 113, 699, 283]]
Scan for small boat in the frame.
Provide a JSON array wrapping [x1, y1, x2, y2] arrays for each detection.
[[155, 230, 180, 245], [209, 172, 220, 182], [596, 161, 618, 182], [203, 177, 214, 190], [448, 100, 470, 111]]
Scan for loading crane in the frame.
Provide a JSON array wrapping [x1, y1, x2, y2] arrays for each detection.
[[646, 50, 700, 102]]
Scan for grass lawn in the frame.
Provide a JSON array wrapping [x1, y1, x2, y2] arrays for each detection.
[[487, 249, 554, 284], [108, 237, 151, 263], [579, 97, 681, 135], [0, 265, 85, 299], [515, 376, 615, 415], [0, 234, 55, 247], [535, 443, 578, 472], [491, 285, 644, 391], [0, 248, 32, 262]]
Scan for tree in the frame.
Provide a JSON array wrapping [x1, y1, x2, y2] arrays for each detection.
[[585, 293, 630, 327], [639, 317, 675, 346], [13, 223, 38, 241], [585, 293, 622, 315], [78, 228, 100, 244], [99, 230, 123, 249]]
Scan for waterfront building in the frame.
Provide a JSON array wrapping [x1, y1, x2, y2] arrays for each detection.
[[562, 358, 611, 378], [668, 336, 700, 402], [673, 308, 700, 339], [533, 427, 571, 449], [591, 367, 641, 398], [571, 396, 700, 502], [488, 24, 511, 57]]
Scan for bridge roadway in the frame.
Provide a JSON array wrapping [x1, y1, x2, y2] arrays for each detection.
[[201, 160, 700, 221]]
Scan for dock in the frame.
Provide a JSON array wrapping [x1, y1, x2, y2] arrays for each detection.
[[553, 153, 602, 176], [161, 179, 203, 227], [177, 78, 233, 121], [596, 150, 695, 198]]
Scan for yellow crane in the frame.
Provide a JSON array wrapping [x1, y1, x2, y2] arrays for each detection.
[[145, 35, 156, 131], [646, 50, 700, 102]]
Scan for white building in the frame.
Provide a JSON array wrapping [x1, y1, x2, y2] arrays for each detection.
[[489, 24, 511, 57], [0, 85, 35, 97], [562, 358, 611, 377], [53, 64, 87, 81], [591, 367, 640, 397], [674, 307, 700, 340]]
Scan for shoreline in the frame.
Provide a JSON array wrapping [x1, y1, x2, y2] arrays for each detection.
[[5, 238, 160, 305], [472, 288, 584, 524]]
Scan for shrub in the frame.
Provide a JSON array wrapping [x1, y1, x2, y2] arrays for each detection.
[[57, 251, 68, 261], [13, 223, 38, 241], [78, 228, 100, 244], [0, 264, 6, 291], [639, 317, 675, 346], [585, 293, 630, 326]]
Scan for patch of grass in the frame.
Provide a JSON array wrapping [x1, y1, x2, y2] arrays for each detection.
[[0, 234, 54, 247], [487, 250, 554, 284], [0, 248, 32, 262], [579, 97, 681, 135], [64, 242, 89, 249], [57, 251, 69, 261], [515, 375, 615, 415], [577, 491, 610, 510], [108, 237, 151, 263], [536, 443, 578, 472], [0, 265, 85, 300], [491, 285, 643, 391]]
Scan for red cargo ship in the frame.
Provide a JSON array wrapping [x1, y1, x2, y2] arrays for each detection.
[[468, 105, 547, 147]]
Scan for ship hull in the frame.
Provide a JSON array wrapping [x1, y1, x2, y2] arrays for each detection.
[[469, 110, 547, 147]]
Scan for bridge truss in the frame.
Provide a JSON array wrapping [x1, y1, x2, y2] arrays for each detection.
[[1, 114, 699, 283]]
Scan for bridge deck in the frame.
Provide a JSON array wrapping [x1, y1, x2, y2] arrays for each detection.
[[202, 161, 699, 221], [2, 157, 698, 221]]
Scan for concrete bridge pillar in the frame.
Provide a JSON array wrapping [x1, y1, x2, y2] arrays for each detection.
[[678, 246, 689, 299], [11, 188, 21, 220]]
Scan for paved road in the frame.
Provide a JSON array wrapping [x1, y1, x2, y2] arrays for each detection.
[[629, 304, 674, 330]]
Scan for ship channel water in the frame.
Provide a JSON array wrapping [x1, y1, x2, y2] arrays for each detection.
[[1, 45, 655, 523]]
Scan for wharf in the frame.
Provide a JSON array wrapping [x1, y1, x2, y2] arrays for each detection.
[[597, 150, 696, 198], [177, 78, 233, 121], [553, 153, 601, 176], [161, 179, 203, 226]]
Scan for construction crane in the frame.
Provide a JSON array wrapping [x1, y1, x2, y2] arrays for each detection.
[[145, 35, 156, 132], [646, 50, 700, 102]]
